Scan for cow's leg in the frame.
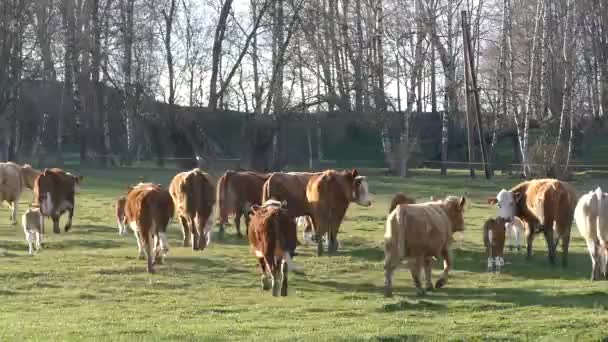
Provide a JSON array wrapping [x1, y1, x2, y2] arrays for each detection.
[[258, 259, 271, 291], [133, 230, 145, 259], [35, 231, 42, 252], [328, 230, 338, 255], [383, 240, 399, 298], [505, 222, 513, 251], [587, 241, 601, 281], [487, 256, 494, 272], [409, 257, 425, 296], [191, 219, 200, 251], [271, 268, 280, 297], [561, 233, 571, 268], [179, 216, 190, 247], [280, 260, 288, 297], [26, 231, 34, 255], [64, 207, 74, 232], [435, 248, 452, 289], [52, 215, 60, 234], [144, 231, 155, 273], [10, 200, 18, 225], [235, 207, 243, 237], [423, 257, 434, 292], [526, 225, 535, 260], [513, 222, 521, 252], [543, 227, 556, 265]]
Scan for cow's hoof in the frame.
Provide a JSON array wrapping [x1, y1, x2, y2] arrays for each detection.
[[64, 225, 71, 232], [435, 278, 447, 289], [146, 268, 155, 274], [415, 288, 426, 296], [138, 255, 146, 260], [218, 230, 225, 240], [10, 220, 17, 226], [424, 284, 434, 292], [384, 288, 393, 298]]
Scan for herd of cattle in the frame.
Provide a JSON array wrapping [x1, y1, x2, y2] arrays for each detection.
[[1, 161, 607, 297]]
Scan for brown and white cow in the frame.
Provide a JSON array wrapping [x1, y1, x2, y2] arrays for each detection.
[[34, 168, 83, 234], [115, 196, 127, 235], [483, 217, 507, 273], [124, 182, 174, 273], [384, 196, 466, 297], [216, 170, 269, 238], [389, 193, 416, 213], [169, 169, 215, 250], [306, 169, 372, 256], [489, 179, 577, 266], [0, 162, 41, 225], [247, 199, 301, 297], [574, 187, 608, 280]]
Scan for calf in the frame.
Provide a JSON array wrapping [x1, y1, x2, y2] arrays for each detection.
[[169, 169, 215, 250], [124, 183, 174, 273], [574, 187, 608, 280], [115, 196, 127, 235], [489, 179, 577, 266], [247, 199, 301, 297], [384, 196, 466, 297], [22, 207, 44, 255], [483, 217, 507, 272], [216, 170, 269, 238], [34, 168, 83, 234]]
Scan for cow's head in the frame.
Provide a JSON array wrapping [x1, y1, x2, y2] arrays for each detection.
[[491, 189, 521, 221], [350, 169, 372, 207], [69, 173, 84, 193], [444, 196, 467, 232]]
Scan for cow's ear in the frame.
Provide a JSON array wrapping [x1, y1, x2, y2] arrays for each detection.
[[459, 196, 466, 209], [513, 191, 523, 203], [487, 198, 498, 205], [42, 168, 49, 176], [351, 169, 359, 178]]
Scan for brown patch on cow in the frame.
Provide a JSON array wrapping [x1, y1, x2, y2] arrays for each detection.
[[169, 169, 215, 250], [124, 183, 174, 273], [34, 168, 83, 234], [510, 179, 577, 266], [262, 172, 320, 219], [247, 201, 299, 296], [216, 170, 269, 237], [389, 193, 416, 213], [383, 196, 466, 297]]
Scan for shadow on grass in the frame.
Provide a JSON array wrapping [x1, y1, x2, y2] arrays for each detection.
[[375, 335, 423, 342], [381, 299, 447, 312], [69, 225, 115, 235], [52, 238, 123, 250]]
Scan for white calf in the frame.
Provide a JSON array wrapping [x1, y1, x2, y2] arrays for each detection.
[[22, 207, 43, 255]]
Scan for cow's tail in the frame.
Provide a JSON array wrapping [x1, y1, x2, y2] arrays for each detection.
[[261, 174, 272, 202], [384, 207, 406, 265], [216, 170, 234, 224]]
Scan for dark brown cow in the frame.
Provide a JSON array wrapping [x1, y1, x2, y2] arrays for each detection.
[[115, 196, 127, 235], [483, 217, 507, 273], [124, 183, 174, 273], [306, 169, 372, 256], [489, 179, 577, 266], [34, 168, 83, 234], [384, 196, 466, 297], [216, 170, 269, 238], [169, 169, 215, 250], [247, 199, 301, 296], [389, 193, 416, 213]]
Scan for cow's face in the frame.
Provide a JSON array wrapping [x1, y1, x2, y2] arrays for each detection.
[[494, 189, 518, 220], [353, 176, 372, 207], [445, 196, 466, 232]]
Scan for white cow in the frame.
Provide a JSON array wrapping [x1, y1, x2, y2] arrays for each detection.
[[574, 187, 608, 281]]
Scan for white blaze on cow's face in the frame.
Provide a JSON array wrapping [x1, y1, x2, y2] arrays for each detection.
[[495, 189, 516, 220], [354, 176, 372, 207]]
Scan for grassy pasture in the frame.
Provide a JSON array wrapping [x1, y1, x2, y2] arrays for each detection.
[[0, 167, 607, 341]]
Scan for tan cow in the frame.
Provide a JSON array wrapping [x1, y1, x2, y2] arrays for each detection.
[[574, 187, 608, 280], [216, 170, 269, 238], [483, 217, 507, 273], [389, 193, 416, 213], [124, 182, 174, 273], [115, 196, 127, 235], [247, 199, 301, 296], [306, 169, 372, 256], [169, 169, 215, 250], [0, 162, 41, 225], [384, 196, 466, 297], [34, 168, 83, 234], [490, 179, 577, 266]]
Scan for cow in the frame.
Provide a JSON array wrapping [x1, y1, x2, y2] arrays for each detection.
[[383, 196, 467, 297], [34, 168, 83, 234], [216, 170, 270, 238], [169, 169, 215, 250], [389, 193, 416, 213], [247, 199, 301, 297], [487, 198, 525, 252], [306, 169, 372, 256], [574, 187, 608, 280], [22, 206, 44, 255], [262, 171, 321, 240], [124, 182, 174, 273], [0, 162, 41, 225], [483, 217, 508, 273], [489, 179, 577, 266], [115, 196, 127, 235]]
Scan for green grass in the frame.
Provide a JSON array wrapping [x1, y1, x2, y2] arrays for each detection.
[[1, 168, 608, 341]]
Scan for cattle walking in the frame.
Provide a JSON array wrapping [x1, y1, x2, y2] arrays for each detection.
[[574, 187, 608, 280], [22, 207, 44, 255], [306, 169, 372, 256], [34, 168, 83, 234], [384, 196, 466, 297], [115, 196, 127, 235], [124, 183, 174, 273], [490, 179, 577, 266], [483, 217, 507, 272], [0, 162, 41, 225], [216, 170, 269, 238], [169, 169, 215, 250], [247, 199, 301, 297]]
